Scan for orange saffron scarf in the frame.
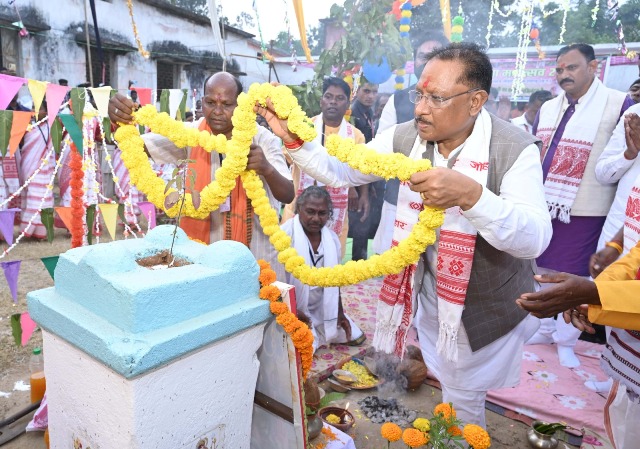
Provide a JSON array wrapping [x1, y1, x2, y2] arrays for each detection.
[[179, 120, 252, 246]]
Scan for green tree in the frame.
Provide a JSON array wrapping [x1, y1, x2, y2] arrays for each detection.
[[166, 0, 208, 15], [292, 0, 411, 116]]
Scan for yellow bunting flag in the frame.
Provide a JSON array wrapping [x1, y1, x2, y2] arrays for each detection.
[[28, 79, 48, 115], [98, 203, 119, 241], [89, 86, 113, 119], [292, 0, 313, 63], [54, 206, 73, 232], [9, 111, 33, 157]]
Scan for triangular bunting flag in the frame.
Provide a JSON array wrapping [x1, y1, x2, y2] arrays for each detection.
[[117, 203, 127, 224], [98, 203, 119, 241], [0, 74, 26, 109], [40, 208, 55, 243], [103, 117, 111, 142], [70, 87, 86, 129], [89, 86, 112, 119], [50, 118, 63, 154], [9, 111, 33, 157], [169, 89, 184, 120], [137, 201, 157, 230], [0, 208, 19, 245], [28, 79, 48, 116], [11, 314, 21, 346], [59, 114, 83, 155], [86, 204, 96, 244], [41, 255, 59, 280], [178, 88, 188, 121], [159, 89, 169, 114], [0, 110, 13, 157], [45, 83, 69, 130], [54, 206, 73, 232], [1, 260, 21, 303], [20, 312, 37, 346], [132, 87, 152, 106]]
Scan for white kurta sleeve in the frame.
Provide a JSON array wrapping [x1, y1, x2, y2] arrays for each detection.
[[285, 126, 396, 188], [254, 125, 292, 181], [377, 95, 398, 134], [462, 143, 552, 259], [595, 103, 640, 183]]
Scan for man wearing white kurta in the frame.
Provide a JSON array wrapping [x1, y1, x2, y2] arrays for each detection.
[[258, 43, 552, 428]]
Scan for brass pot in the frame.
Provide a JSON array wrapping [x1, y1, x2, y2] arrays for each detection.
[[307, 413, 323, 440], [527, 421, 559, 449]]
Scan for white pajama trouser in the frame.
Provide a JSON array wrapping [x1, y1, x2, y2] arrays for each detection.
[[605, 381, 640, 449]]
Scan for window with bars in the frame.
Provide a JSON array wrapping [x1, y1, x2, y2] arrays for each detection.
[[85, 47, 112, 86]]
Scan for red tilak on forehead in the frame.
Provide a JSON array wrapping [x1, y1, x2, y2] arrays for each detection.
[[422, 77, 430, 89], [557, 63, 566, 69]]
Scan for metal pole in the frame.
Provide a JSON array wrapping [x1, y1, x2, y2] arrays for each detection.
[[84, 0, 93, 86]]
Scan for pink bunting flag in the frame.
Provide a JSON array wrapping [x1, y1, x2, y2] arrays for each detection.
[[20, 312, 37, 346], [132, 87, 152, 106], [1, 260, 21, 303], [0, 74, 26, 110], [0, 208, 20, 245], [45, 83, 70, 130], [137, 201, 157, 230]]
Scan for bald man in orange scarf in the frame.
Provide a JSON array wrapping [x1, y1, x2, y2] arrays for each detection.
[[109, 73, 294, 279]]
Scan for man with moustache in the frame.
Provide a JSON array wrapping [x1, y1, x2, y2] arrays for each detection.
[[108, 72, 294, 279], [374, 31, 449, 254], [528, 44, 634, 368], [257, 43, 552, 427]]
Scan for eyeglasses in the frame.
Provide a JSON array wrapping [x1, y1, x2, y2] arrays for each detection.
[[408, 87, 482, 109]]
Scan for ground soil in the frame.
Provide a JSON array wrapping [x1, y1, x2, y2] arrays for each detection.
[[0, 229, 574, 449]]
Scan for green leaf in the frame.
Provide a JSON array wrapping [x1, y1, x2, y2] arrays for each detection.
[[70, 87, 86, 129], [159, 90, 170, 114], [86, 204, 96, 245], [51, 119, 63, 154], [117, 203, 127, 224], [11, 314, 21, 346], [0, 110, 13, 157], [318, 392, 345, 409], [103, 117, 112, 142], [178, 88, 188, 121], [40, 208, 55, 243]]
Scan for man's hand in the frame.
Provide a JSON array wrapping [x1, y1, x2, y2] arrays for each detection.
[[409, 168, 482, 210], [624, 113, 640, 160], [254, 98, 300, 146], [109, 93, 137, 125], [247, 144, 274, 177], [516, 272, 600, 318], [357, 186, 370, 222], [563, 305, 596, 334], [348, 187, 359, 211], [589, 246, 619, 278]]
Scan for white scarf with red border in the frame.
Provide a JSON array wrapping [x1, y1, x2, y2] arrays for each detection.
[[623, 176, 640, 254], [535, 78, 608, 223], [373, 109, 491, 361]]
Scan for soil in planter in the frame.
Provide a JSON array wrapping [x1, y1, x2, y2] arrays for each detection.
[[137, 250, 192, 269]]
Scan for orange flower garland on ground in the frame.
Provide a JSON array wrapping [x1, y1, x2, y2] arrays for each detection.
[[69, 143, 85, 248], [258, 259, 314, 378]]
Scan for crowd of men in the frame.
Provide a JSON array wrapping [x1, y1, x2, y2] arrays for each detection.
[[3, 35, 640, 448]]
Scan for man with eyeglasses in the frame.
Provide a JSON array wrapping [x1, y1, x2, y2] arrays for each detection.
[[281, 77, 367, 259], [258, 42, 551, 427], [528, 43, 635, 369]]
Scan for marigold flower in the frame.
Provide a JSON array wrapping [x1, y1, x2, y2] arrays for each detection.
[[462, 424, 491, 449], [433, 403, 456, 420], [380, 422, 402, 442], [448, 425, 462, 436], [258, 268, 277, 286], [269, 302, 288, 315], [412, 417, 430, 432], [402, 428, 428, 447], [259, 285, 281, 302]]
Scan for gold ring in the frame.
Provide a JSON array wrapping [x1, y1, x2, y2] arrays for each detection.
[[420, 192, 427, 201]]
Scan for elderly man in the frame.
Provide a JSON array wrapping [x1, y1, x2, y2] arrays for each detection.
[[109, 72, 294, 279], [281, 77, 366, 258], [529, 43, 635, 368], [510, 90, 553, 134], [375, 30, 449, 254], [517, 240, 640, 449], [257, 42, 552, 427]]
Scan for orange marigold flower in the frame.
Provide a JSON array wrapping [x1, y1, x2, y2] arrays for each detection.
[[270, 302, 289, 315], [380, 422, 402, 442], [259, 285, 281, 302], [433, 403, 456, 420], [258, 268, 277, 286], [448, 425, 463, 436], [276, 312, 296, 327], [402, 428, 428, 447], [463, 424, 491, 449], [257, 259, 270, 270]]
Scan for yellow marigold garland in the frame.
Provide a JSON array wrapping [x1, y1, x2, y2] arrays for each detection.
[[258, 259, 314, 378], [115, 81, 445, 287]]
